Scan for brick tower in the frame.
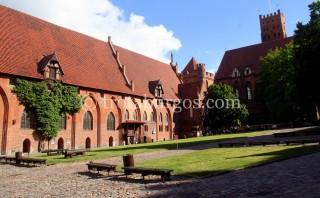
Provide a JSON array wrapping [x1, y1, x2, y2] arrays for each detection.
[[259, 10, 287, 43]]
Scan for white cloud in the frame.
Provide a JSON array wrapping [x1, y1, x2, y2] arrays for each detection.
[[0, 0, 182, 63]]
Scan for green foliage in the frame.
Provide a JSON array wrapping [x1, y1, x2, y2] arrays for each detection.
[[13, 79, 82, 140], [294, 0, 320, 120], [203, 84, 249, 131], [257, 42, 298, 122]]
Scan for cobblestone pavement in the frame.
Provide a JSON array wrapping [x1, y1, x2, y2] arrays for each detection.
[[1, 152, 320, 198], [0, 127, 319, 198], [148, 152, 320, 198]]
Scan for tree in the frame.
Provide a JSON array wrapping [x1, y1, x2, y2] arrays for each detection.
[[203, 84, 249, 132], [13, 79, 83, 150], [294, 0, 320, 120], [256, 42, 298, 122]]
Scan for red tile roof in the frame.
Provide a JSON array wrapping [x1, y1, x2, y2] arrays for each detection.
[[182, 57, 199, 75], [114, 45, 180, 99], [0, 5, 180, 99], [215, 37, 293, 80]]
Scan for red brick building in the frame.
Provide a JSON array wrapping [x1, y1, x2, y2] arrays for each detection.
[[215, 10, 292, 123], [0, 6, 212, 154], [177, 58, 214, 137]]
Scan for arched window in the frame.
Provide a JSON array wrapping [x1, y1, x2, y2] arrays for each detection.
[[234, 81, 239, 99], [165, 113, 169, 131], [150, 112, 155, 122], [83, 111, 93, 130], [133, 110, 138, 120], [244, 67, 252, 76], [159, 113, 163, 132], [125, 110, 129, 121], [232, 68, 240, 78], [235, 89, 240, 98], [246, 82, 253, 100], [59, 113, 67, 130], [107, 112, 115, 130], [21, 109, 35, 129], [143, 111, 147, 121]]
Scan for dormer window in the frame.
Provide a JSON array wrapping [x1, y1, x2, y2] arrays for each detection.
[[232, 68, 241, 78], [38, 53, 64, 81], [155, 85, 163, 98], [149, 80, 164, 98], [49, 64, 58, 79]]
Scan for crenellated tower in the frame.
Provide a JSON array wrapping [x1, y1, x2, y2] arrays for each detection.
[[259, 9, 287, 43]]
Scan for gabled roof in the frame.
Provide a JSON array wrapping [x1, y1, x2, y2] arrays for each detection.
[[182, 57, 199, 75], [38, 53, 64, 74], [215, 37, 293, 80], [148, 80, 162, 94], [0, 5, 180, 99]]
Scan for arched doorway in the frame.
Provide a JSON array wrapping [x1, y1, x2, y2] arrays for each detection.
[[57, 138, 64, 150], [22, 139, 31, 153], [143, 136, 147, 143], [0, 86, 9, 155], [85, 137, 91, 149], [109, 136, 113, 147]]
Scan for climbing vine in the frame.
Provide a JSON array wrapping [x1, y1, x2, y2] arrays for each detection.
[[13, 79, 83, 140]]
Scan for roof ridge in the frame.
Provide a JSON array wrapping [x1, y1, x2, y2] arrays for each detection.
[[107, 36, 134, 91]]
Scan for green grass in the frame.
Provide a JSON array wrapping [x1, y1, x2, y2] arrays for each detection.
[[138, 145, 320, 177], [34, 130, 271, 164]]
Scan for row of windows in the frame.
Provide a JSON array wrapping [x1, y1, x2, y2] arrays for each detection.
[[21, 110, 170, 131], [234, 83, 253, 100], [232, 67, 252, 78]]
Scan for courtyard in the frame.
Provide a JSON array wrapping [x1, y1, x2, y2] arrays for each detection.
[[1, 127, 320, 197]]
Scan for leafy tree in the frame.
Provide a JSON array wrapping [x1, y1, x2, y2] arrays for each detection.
[[13, 79, 82, 149], [203, 84, 249, 131], [294, 0, 320, 120], [256, 42, 298, 122]]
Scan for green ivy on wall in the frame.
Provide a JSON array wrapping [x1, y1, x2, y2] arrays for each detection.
[[13, 79, 83, 140]]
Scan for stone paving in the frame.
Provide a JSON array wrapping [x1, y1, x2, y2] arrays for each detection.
[[1, 152, 320, 198], [0, 127, 319, 198]]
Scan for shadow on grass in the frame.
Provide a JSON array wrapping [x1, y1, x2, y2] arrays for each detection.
[[229, 145, 320, 160], [145, 145, 320, 198], [91, 137, 248, 153]]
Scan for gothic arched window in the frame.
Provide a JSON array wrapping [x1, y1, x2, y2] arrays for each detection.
[[83, 111, 93, 130]]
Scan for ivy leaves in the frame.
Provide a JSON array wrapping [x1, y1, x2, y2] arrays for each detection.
[[13, 79, 82, 139]]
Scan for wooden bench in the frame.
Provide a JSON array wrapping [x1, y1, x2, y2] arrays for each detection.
[[64, 149, 86, 158], [87, 162, 117, 175], [0, 156, 6, 161], [19, 157, 47, 166], [5, 157, 16, 163], [285, 139, 320, 146], [218, 142, 247, 148], [42, 149, 65, 156], [122, 167, 173, 181]]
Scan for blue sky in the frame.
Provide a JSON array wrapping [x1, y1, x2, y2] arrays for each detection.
[[0, 0, 315, 73], [113, 0, 314, 72]]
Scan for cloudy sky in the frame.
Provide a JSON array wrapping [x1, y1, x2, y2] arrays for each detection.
[[0, 0, 314, 72]]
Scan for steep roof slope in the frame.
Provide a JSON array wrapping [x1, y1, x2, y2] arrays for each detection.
[[215, 37, 292, 80], [114, 45, 180, 99], [181, 57, 199, 75], [0, 5, 181, 99]]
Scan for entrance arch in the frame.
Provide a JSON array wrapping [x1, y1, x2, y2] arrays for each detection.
[[85, 137, 91, 149], [109, 136, 113, 147], [23, 139, 31, 153], [0, 86, 9, 155], [143, 136, 147, 143], [57, 138, 64, 150]]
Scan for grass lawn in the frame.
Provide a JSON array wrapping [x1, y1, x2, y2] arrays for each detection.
[[138, 145, 320, 177], [35, 130, 271, 164]]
